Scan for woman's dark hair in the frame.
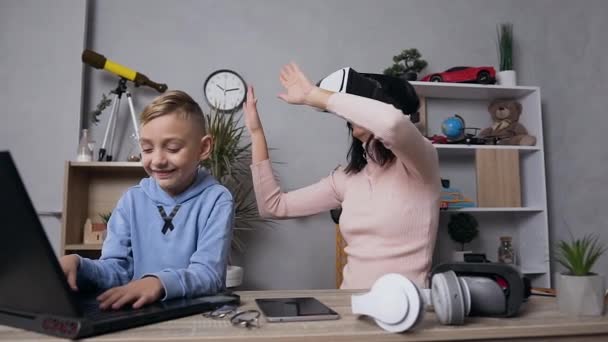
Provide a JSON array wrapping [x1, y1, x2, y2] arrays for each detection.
[[344, 124, 398, 174], [344, 77, 420, 174]]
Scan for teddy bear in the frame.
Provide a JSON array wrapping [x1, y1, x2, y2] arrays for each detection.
[[479, 99, 536, 146]]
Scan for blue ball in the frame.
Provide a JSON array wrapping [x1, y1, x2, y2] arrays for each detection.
[[442, 117, 464, 139]]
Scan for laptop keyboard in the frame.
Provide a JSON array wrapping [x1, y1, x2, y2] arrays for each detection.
[[78, 297, 142, 321]]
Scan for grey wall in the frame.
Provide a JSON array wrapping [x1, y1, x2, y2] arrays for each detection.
[[4, 0, 606, 289], [0, 0, 87, 255]]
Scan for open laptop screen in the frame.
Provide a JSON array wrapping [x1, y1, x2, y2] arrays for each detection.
[[0, 151, 80, 318]]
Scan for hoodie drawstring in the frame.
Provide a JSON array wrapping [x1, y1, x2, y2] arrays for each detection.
[[157, 205, 181, 234]]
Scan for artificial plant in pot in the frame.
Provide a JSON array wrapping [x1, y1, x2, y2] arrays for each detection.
[[98, 211, 112, 228], [496, 23, 516, 86], [447, 213, 479, 262], [554, 234, 606, 316], [383, 48, 428, 81], [201, 106, 272, 288]]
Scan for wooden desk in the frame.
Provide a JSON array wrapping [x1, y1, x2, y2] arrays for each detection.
[[1, 289, 607, 341]]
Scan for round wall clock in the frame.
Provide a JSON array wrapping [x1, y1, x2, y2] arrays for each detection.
[[203, 69, 247, 112]]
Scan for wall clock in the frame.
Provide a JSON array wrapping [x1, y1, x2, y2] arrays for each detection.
[[203, 69, 246, 112]]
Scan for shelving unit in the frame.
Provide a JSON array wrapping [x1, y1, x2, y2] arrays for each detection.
[[61, 161, 146, 257], [410, 81, 550, 286]]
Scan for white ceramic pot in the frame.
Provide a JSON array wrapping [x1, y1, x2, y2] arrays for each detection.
[[497, 70, 517, 87], [556, 273, 605, 316], [452, 250, 472, 262], [226, 265, 244, 288]]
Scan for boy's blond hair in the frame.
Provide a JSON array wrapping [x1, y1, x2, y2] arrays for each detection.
[[140, 90, 206, 134]]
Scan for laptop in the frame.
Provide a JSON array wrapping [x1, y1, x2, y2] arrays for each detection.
[[0, 151, 240, 339]]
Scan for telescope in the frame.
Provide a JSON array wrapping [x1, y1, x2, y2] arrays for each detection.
[[82, 50, 169, 161], [82, 49, 167, 93]]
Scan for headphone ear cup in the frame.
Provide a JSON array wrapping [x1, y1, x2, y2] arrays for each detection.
[[431, 270, 467, 325], [351, 273, 423, 333], [458, 277, 472, 316]]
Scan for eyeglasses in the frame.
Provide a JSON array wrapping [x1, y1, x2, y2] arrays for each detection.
[[230, 310, 261, 328], [202, 305, 261, 329]]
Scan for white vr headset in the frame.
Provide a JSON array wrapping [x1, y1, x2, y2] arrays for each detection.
[[316, 67, 420, 123], [351, 263, 529, 333]]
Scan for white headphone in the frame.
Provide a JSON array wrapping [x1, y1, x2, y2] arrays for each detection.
[[352, 271, 506, 333]]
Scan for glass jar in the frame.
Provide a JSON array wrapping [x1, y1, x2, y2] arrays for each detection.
[[76, 129, 94, 162], [498, 236, 515, 264]]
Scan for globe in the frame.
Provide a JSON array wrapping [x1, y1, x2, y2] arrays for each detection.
[[441, 116, 465, 139]]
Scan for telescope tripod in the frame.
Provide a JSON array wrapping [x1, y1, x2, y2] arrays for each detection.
[[98, 78, 140, 161]]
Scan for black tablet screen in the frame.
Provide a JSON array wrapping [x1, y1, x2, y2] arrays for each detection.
[[255, 297, 338, 317]]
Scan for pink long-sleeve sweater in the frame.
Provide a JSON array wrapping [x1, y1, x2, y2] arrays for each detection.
[[251, 92, 440, 289]]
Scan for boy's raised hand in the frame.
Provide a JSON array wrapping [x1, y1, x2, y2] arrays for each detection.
[[97, 276, 165, 310], [243, 85, 263, 134], [278, 62, 314, 105], [59, 254, 80, 291]]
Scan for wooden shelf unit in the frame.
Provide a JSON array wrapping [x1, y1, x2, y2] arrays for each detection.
[[413, 81, 550, 287], [60, 161, 146, 257]]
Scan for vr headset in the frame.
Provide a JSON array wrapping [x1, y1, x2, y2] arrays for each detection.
[[316, 67, 420, 123], [351, 262, 531, 333]]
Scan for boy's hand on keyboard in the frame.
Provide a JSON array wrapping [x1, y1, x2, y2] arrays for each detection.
[[97, 276, 165, 310], [59, 254, 80, 291]]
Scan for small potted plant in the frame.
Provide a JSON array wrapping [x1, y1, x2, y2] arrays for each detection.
[[98, 211, 112, 226], [383, 48, 428, 81], [555, 233, 606, 316], [447, 213, 479, 261], [496, 23, 516, 86]]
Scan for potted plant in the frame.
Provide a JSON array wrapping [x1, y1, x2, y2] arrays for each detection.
[[447, 213, 479, 261], [201, 106, 273, 288], [555, 234, 606, 316], [383, 48, 428, 81], [99, 211, 112, 226], [496, 23, 516, 86]]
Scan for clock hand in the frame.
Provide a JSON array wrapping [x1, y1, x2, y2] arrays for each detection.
[[225, 88, 240, 92], [216, 84, 225, 91]]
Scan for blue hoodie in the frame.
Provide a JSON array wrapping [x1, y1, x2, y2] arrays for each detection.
[[77, 169, 234, 300]]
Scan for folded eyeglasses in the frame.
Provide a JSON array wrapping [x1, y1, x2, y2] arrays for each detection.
[[202, 304, 261, 329]]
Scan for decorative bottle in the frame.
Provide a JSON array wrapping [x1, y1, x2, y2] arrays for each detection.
[[498, 236, 515, 264], [76, 129, 94, 162]]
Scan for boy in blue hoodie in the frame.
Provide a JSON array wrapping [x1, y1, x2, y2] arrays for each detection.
[[59, 90, 234, 310]]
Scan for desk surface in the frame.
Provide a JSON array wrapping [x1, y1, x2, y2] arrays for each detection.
[[1, 289, 607, 341]]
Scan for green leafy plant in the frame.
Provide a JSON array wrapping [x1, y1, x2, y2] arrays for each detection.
[[98, 211, 112, 224], [447, 213, 479, 251], [554, 234, 607, 276], [497, 23, 513, 71], [90, 92, 113, 125], [201, 107, 273, 253], [383, 48, 428, 78]]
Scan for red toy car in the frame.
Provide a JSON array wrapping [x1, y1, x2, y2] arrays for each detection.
[[428, 134, 448, 144], [421, 66, 496, 84]]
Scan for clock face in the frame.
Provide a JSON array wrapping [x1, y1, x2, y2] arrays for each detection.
[[204, 69, 247, 112]]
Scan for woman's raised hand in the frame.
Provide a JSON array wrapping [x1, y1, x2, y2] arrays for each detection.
[[277, 62, 314, 105]]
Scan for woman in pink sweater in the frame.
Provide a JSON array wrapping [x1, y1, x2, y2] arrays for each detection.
[[244, 63, 440, 289]]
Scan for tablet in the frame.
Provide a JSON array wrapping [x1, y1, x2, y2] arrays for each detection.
[[255, 297, 340, 322]]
